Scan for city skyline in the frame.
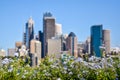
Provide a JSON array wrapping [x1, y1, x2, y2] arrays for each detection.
[[0, 0, 120, 50]]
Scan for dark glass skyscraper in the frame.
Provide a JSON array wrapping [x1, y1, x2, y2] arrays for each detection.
[[38, 30, 44, 58], [91, 25, 103, 57], [25, 17, 34, 49]]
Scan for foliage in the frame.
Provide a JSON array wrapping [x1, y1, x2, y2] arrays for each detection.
[[0, 55, 120, 80]]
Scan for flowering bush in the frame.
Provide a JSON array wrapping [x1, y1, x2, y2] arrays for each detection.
[[0, 55, 120, 80]]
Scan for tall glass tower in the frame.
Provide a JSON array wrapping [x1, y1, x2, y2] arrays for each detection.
[[25, 17, 34, 49], [91, 25, 103, 57]]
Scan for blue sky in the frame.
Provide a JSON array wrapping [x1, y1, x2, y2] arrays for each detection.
[[0, 0, 120, 50]]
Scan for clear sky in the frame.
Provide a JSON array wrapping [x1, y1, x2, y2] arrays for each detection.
[[0, 0, 120, 51]]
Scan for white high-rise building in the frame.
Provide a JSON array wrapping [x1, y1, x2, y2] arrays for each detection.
[[55, 23, 62, 37], [25, 17, 34, 49], [85, 37, 91, 54], [103, 30, 110, 54]]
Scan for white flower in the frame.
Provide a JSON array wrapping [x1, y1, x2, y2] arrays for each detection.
[[57, 78, 61, 80], [107, 63, 113, 68], [2, 58, 9, 65], [50, 65, 56, 68], [49, 58, 53, 62], [69, 72, 73, 75], [45, 72, 51, 76], [16, 73, 20, 75], [63, 61, 67, 65], [43, 70, 46, 73], [26, 64, 30, 67], [24, 70, 27, 72], [10, 65, 13, 67], [62, 71, 67, 74], [70, 62, 74, 68], [68, 69, 71, 71], [118, 63, 120, 68], [63, 66, 67, 70], [77, 74, 80, 78], [14, 52, 19, 57], [75, 57, 83, 62], [22, 75, 26, 78], [80, 78, 85, 80], [24, 71, 28, 75], [8, 67, 13, 72]]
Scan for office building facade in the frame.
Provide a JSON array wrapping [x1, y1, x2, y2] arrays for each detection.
[[43, 12, 56, 57], [25, 17, 34, 49], [55, 23, 62, 37], [103, 30, 110, 54], [8, 48, 16, 57], [48, 39, 61, 58], [91, 25, 103, 57], [66, 32, 78, 57], [85, 37, 91, 54], [30, 40, 41, 66]]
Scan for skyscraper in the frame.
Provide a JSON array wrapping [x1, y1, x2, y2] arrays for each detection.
[[43, 12, 56, 57], [30, 39, 41, 67], [25, 17, 34, 49], [85, 37, 91, 54], [103, 30, 110, 54], [38, 31, 44, 58], [66, 32, 78, 57], [91, 25, 103, 57]]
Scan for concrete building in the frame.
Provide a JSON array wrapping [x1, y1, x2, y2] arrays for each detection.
[[85, 37, 91, 54], [55, 23, 62, 37], [25, 17, 34, 49], [48, 39, 61, 58], [91, 25, 103, 57], [30, 40, 41, 67], [77, 42, 87, 57], [103, 30, 110, 54], [66, 32, 78, 57], [43, 12, 56, 57], [8, 48, 16, 57], [0, 49, 6, 57]]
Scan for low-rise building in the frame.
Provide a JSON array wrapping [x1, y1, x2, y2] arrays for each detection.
[[0, 49, 6, 57], [8, 48, 16, 57]]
